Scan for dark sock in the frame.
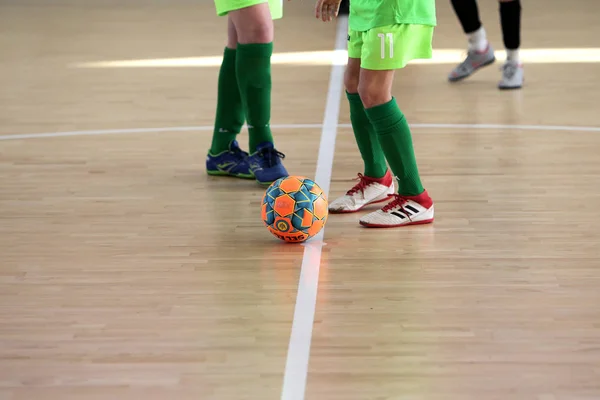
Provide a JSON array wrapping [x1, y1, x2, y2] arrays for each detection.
[[365, 98, 424, 196], [346, 92, 387, 178], [500, 0, 521, 50], [450, 0, 482, 34], [235, 42, 274, 153], [338, 0, 349, 15], [210, 47, 245, 154]]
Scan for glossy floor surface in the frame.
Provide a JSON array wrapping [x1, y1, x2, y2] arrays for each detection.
[[1, 0, 600, 399]]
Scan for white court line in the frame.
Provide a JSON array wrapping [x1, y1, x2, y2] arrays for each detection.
[[73, 47, 600, 68], [2, 123, 600, 141], [0, 124, 321, 141], [413, 123, 600, 132], [279, 17, 348, 400]]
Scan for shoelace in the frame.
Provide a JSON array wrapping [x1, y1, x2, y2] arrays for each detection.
[[346, 173, 371, 196], [381, 194, 412, 221], [230, 146, 249, 161], [457, 50, 478, 70], [257, 147, 285, 168]]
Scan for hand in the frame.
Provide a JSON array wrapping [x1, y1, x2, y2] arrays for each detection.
[[315, 0, 342, 21]]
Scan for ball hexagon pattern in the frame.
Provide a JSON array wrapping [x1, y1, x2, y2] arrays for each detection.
[[261, 176, 328, 243]]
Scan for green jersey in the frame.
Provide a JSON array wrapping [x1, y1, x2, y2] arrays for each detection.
[[349, 0, 436, 31]]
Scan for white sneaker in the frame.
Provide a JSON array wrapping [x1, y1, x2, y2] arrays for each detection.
[[328, 171, 394, 213], [359, 190, 434, 228], [498, 61, 523, 90], [448, 44, 496, 82]]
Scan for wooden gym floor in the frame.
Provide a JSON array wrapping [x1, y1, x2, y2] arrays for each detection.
[[1, 0, 600, 399]]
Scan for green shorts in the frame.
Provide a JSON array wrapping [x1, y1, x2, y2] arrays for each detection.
[[348, 24, 434, 70], [214, 0, 282, 19]]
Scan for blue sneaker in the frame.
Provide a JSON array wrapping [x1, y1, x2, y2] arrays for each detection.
[[206, 140, 254, 179], [248, 142, 289, 185]]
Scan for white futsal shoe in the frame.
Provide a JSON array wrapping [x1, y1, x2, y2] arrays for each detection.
[[328, 171, 395, 213], [498, 60, 524, 90], [359, 190, 434, 228]]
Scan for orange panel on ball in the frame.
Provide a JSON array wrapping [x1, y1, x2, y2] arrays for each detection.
[[301, 209, 314, 228], [274, 194, 296, 217], [312, 196, 328, 220], [306, 219, 324, 237], [278, 176, 304, 194]]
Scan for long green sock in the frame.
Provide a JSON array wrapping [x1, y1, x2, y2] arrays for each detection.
[[236, 42, 274, 152], [346, 92, 388, 178], [209, 47, 245, 154], [365, 97, 424, 196]]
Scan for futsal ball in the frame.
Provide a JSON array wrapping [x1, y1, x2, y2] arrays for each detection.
[[261, 176, 328, 243]]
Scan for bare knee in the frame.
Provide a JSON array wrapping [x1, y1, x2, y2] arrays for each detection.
[[237, 21, 273, 43], [357, 69, 394, 109], [229, 4, 274, 44], [358, 81, 392, 109], [344, 58, 361, 93]]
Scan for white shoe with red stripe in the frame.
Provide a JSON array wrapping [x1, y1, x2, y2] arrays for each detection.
[[359, 190, 434, 228], [328, 171, 394, 214]]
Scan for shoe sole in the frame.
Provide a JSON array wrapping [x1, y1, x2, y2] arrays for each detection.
[[207, 170, 254, 179], [328, 196, 392, 214], [498, 84, 523, 90], [256, 180, 276, 186], [255, 175, 290, 186], [359, 218, 434, 228], [448, 57, 496, 82]]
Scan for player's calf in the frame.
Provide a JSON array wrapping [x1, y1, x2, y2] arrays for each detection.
[[229, 3, 288, 184], [342, 57, 389, 187]]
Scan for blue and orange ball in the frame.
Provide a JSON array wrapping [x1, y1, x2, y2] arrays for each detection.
[[261, 176, 328, 243]]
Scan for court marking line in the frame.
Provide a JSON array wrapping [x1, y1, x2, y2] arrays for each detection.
[[2, 123, 600, 141], [73, 47, 600, 68], [279, 17, 347, 400]]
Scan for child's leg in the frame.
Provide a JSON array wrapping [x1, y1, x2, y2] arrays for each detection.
[[345, 57, 388, 179], [451, 0, 486, 50], [228, 3, 288, 184], [229, 4, 274, 152], [209, 18, 245, 154], [497, 0, 524, 90], [447, 0, 496, 82], [359, 69, 424, 197], [206, 17, 253, 179], [499, 0, 521, 62], [328, 32, 393, 214], [356, 24, 434, 227]]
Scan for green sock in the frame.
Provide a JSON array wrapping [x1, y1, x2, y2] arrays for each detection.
[[210, 47, 245, 154], [236, 42, 274, 152], [346, 92, 388, 178], [365, 97, 424, 196]]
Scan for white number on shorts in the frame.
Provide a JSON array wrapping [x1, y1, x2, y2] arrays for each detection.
[[377, 33, 394, 59]]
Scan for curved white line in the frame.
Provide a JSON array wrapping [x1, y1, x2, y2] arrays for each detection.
[[1, 122, 599, 141]]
